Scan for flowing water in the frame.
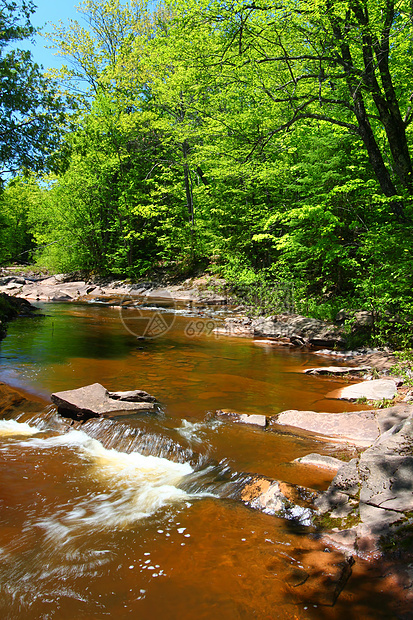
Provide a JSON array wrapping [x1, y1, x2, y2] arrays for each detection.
[[0, 302, 404, 619]]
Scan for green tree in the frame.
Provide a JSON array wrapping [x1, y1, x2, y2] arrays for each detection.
[[192, 0, 413, 218], [0, 174, 41, 264], [0, 0, 67, 182]]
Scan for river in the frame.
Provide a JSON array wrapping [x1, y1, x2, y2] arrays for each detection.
[[0, 301, 403, 619]]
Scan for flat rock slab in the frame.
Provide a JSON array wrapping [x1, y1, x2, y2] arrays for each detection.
[[304, 365, 370, 375], [51, 383, 155, 420], [273, 410, 379, 446], [333, 378, 397, 401]]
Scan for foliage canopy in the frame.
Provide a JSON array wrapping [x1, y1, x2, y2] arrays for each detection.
[[0, 0, 66, 180], [1, 0, 413, 346]]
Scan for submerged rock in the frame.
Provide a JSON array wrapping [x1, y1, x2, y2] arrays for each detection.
[[215, 410, 267, 427], [294, 453, 345, 471], [51, 383, 156, 420]]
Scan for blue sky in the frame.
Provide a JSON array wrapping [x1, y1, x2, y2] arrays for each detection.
[[24, 1, 82, 70]]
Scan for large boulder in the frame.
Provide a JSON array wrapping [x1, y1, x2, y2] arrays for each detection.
[[51, 383, 156, 420], [315, 407, 413, 556]]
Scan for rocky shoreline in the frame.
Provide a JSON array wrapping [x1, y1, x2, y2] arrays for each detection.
[[0, 291, 37, 340], [0, 268, 396, 352], [216, 402, 413, 609]]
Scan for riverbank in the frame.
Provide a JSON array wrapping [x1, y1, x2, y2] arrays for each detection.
[[0, 268, 388, 346], [0, 267, 404, 375], [0, 291, 36, 339]]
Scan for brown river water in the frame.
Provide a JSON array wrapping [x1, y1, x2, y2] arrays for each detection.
[[0, 302, 406, 619]]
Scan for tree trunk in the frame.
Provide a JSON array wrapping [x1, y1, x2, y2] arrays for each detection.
[[183, 140, 194, 225]]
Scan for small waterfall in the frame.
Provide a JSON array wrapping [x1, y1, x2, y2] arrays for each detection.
[[14, 404, 71, 433], [176, 459, 256, 499], [1, 401, 260, 503], [80, 417, 210, 468], [0, 399, 319, 534], [3, 399, 212, 470]]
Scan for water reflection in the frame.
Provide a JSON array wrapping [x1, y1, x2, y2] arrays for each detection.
[[0, 302, 361, 418]]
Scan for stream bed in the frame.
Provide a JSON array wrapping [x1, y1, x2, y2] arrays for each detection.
[[0, 302, 405, 619]]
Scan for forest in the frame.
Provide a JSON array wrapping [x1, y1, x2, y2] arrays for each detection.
[[1, 0, 413, 346]]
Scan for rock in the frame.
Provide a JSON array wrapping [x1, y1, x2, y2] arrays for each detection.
[[350, 350, 397, 372], [0, 293, 38, 341], [0, 276, 15, 286], [403, 390, 413, 403], [335, 309, 375, 329], [49, 291, 74, 302], [304, 365, 371, 375], [3, 281, 22, 290], [197, 293, 227, 305], [316, 410, 413, 558], [108, 389, 156, 403], [270, 405, 413, 447], [271, 409, 380, 446], [294, 453, 344, 471], [251, 313, 346, 348], [215, 410, 267, 427], [238, 413, 267, 427], [315, 460, 360, 517], [331, 458, 361, 497], [375, 404, 413, 434], [322, 529, 358, 555], [354, 310, 375, 327], [213, 317, 254, 337], [51, 383, 156, 420], [253, 336, 295, 347], [387, 375, 404, 386], [240, 475, 319, 525], [334, 378, 397, 401], [335, 309, 350, 323], [0, 382, 47, 418]]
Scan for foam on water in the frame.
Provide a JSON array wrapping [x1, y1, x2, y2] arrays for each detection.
[[176, 418, 222, 444], [0, 419, 40, 436], [17, 429, 195, 528]]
